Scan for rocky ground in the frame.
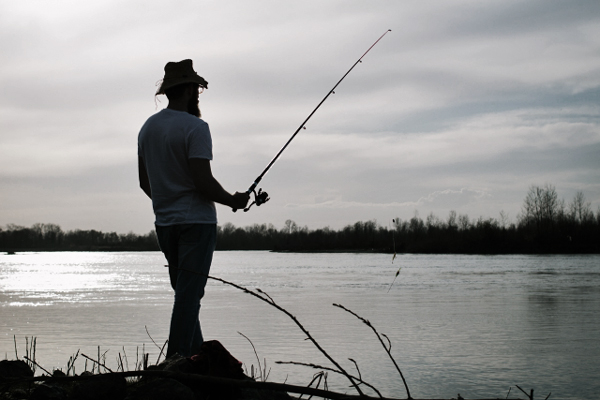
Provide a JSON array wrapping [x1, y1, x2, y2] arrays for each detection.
[[0, 341, 293, 400]]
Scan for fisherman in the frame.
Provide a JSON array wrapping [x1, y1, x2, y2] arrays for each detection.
[[138, 59, 249, 358]]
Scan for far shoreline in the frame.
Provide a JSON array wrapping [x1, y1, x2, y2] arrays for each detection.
[[3, 248, 599, 255]]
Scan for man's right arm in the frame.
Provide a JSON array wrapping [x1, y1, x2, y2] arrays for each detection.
[[188, 158, 249, 209], [138, 156, 152, 199]]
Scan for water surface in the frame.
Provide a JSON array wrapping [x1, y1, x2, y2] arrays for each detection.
[[1, 251, 598, 399]]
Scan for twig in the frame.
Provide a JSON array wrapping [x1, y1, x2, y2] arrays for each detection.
[[13, 335, 18, 360], [302, 371, 325, 400], [96, 346, 105, 373], [117, 353, 124, 372], [333, 303, 411, 399], [276, 360, 382, 397], [101, 348, 109, 371], [207, 274, 365, 396], [238, 332, 270, 382], [256, 288, 275, 304], [238, 332, 263, 381], [23, 356, 51, 376], [145, 326, 166, 363], [515, 385, 532, 400], [263, 357, 270, 381], [348, 358, 362, 382], [157, 340, 168, 365], [122, 347, 129, 371], [387, 222, 399, 292], [66, 350, 80, 376], [387, 268, 401, 293], [80, 353, 114, 373], [381, 333, 392, 352], [135, 344, 148, 371], [25, 337, 37, 374]]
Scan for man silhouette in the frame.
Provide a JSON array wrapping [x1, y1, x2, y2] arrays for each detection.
[[138, 59, 249, 357]]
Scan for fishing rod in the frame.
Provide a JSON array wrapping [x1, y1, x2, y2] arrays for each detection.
[[235, 29, 392, 212]]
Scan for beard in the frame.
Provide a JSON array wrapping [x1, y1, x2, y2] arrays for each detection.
[[187, 96, 201, 118]]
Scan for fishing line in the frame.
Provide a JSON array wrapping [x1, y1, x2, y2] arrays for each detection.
[[235, 29, 392, 212]]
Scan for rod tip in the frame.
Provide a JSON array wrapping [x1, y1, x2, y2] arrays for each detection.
[[388, 29, 392, 31]]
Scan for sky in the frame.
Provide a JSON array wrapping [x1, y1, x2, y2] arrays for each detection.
[[1, 0, 599, 234]]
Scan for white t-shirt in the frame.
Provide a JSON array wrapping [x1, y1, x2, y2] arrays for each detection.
[[138, 108, 217, 225]]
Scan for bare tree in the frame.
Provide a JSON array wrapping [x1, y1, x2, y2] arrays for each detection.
[[569, 191, 593, 223], [458, 213, 470, 231], [520, 184, 560, 230], [447, 210, 457, 231], [426, 212, 441, 229], [409, 211, 425, 235], [499, 210, 510, 229], [283, 219, 298, 234]]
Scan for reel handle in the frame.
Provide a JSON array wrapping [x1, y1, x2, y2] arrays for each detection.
[[232, 188, 269, 212]]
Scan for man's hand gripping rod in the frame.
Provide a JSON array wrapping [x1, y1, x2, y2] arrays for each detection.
[[234, 29, 391, 212]]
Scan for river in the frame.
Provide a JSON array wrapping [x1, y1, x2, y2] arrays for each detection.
[[1, 251, 598, 399]]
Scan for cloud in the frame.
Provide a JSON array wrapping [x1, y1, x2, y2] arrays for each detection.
[[416, 188, 490, 206], [1, 0, 599, 232], [285, 188, 489, 209]]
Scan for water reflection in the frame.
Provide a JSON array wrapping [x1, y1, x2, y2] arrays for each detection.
[[0, 252, 164, 304], [528, 293, 559, 307]]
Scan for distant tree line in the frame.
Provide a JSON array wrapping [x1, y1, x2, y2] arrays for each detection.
[[1, 185, 598, 254], [217, 185, 599, 253], [0, 223, 158, 252]]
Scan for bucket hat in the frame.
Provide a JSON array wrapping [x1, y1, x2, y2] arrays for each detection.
[[156, 59, 208, 95]]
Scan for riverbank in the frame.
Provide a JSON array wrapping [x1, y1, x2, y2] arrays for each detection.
[[0, 355, 298, 400], [0, 353, 538, 400]]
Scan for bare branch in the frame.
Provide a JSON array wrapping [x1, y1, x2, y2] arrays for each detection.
[[81, 353, 114, 373], [333, 303, 411, 399], [207, 275, 365, 396], [238, 332, 264, 382], [145, 326, 166, 363], [276, 360, 382, 397], [515, 385, 532, 400], [23, 356, 51, 376]]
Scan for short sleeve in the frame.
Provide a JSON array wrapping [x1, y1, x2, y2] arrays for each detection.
[[188, 120, 213, 160]]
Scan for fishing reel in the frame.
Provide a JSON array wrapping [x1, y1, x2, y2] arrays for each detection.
[[243, 188, 269, 212], [233, 187, 269, 212]]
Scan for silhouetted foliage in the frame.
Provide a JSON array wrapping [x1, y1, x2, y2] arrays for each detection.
[[0, 224, 159, 252], [517, 185, 599, 252], [1, 186, 599, 254]]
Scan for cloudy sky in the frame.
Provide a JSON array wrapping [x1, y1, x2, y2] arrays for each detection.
[[1, 0, 599, 234]]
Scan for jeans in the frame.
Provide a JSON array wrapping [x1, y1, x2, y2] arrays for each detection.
[[156, 223, 217, 358]]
